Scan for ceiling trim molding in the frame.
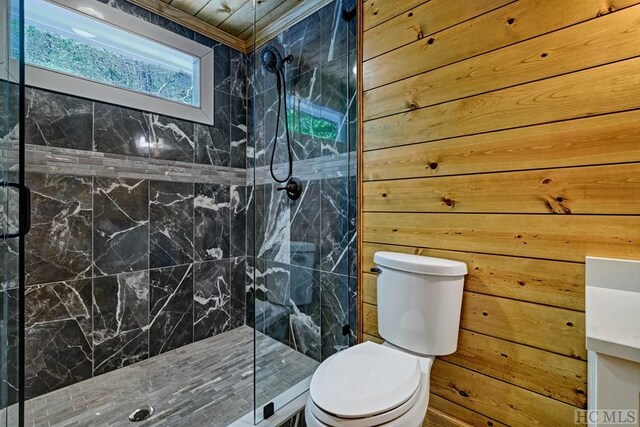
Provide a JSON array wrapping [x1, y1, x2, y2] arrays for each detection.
[[252, 0, 335, 50], [126, 0, 251, 53], [125, 0, 336, 54]]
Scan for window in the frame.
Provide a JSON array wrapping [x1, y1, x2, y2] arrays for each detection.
[[287, 95, 347, 143], [22, 0, 214, 124]]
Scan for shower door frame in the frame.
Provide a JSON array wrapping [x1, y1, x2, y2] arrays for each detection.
[[1, 0, 25, 424]]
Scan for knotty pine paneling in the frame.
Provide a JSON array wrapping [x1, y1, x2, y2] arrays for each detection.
[[364, 163, 640, 215], [430, 360, 578, 426], [364, 212, 640, 263], [363, 0, 514, 61], [361, 0, 640, 425], [363, 0, 640, 90], [363, 110, 640, 181], [363, 0, 425, 31], [365, 58, 640, 150], [364, 4, 640, 120], [362, 243, 585, 311], [442, 330, 587, 407], [428, 394, 507, 427]]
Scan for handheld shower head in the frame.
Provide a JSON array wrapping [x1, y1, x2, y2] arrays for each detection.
[[261, 45, 281, 74], [260, 45, 298, 196], [261, 45, 293, 74]]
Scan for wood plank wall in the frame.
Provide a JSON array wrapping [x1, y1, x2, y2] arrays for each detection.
[[360, 0, 640, 425]]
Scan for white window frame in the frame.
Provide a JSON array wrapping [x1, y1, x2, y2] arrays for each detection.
[[23, 0, 214, 125]]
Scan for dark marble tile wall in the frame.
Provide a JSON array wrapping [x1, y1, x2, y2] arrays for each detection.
[[0, 289, 20, 408], [248, 0, 358, 363], [18, 1, 250, 400], [250, 0, 357, 167], [26, 84, 246, 168], [23, 171, 248, 399]]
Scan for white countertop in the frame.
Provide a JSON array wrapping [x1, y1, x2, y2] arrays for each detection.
[[586, 257, 640, 363]]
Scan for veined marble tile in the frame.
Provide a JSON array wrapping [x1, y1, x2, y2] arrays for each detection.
[[195, 124, 230, 168], [289, 265, 321, 361], [230, 95, 247, 169], [0, 289, 20, 408], [320, 177, 353, 275], [25, 88, 93, 151], [256, 184, 290, 263], [194, 183, 230, 261], [262, 86, 290, 166], [230, 50, 249, 99], [230, 256, 247, 329], [194, 259, 233, 341], [94, 102, 150, 157], [25, 172, 92, 285], [93, 270, 149, 375], [149, 181, 194, 269], [320, 272, 349, 361], [149, 264, 194, 356], [93, 177, 149, 276], [195, 91, 231, 167], [277, 8, 323, 82], [25, 279, 92, 398], [214, 44, 232, 94], [287, 68, 323, 161], [1, 81, 19, 147], [0, 171, 19, 290], [230, 185, 247, 258], [148, 114, 195, 163], [322, 0, 352, 64]]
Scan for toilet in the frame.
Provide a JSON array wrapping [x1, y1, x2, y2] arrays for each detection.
[[305, 252, 467, 427]]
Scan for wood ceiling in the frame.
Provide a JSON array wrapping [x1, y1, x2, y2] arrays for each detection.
[[127, 0, 332, 52]]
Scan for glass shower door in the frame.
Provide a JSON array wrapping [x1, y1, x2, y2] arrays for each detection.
[[250, 0, 357, 423], [1, 0, 23, 425]]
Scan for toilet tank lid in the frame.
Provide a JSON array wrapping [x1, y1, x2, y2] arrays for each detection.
[[374, 252, 467, 276]]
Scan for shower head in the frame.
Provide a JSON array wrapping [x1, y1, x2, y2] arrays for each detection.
[[261, 45, 282, 74], [261, 45, 293, 74]]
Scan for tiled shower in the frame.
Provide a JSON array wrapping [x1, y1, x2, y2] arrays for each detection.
[[1, 0, 356, 423], [21, 68, 248, 397]]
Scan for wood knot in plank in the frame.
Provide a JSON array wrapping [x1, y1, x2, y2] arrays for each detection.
[[546, 196, 572, 214], [451, 384, 472, 398], [442, 197, 455, 208]]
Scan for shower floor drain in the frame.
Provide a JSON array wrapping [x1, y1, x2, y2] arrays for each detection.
[[129, 406, 154, 422]]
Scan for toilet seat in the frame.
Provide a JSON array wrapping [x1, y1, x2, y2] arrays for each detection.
[[309, 342, 423, 424], [308, 375, 424, 427]]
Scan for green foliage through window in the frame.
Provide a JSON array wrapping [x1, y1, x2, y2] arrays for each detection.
[[24, 25, 195, 105], [287, 109, 340, 141]]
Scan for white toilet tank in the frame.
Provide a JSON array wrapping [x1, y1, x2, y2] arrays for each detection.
[[374, 252, 467, 356]]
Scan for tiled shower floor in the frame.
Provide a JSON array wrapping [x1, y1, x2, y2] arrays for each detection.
[[23, 326, 319, 427]]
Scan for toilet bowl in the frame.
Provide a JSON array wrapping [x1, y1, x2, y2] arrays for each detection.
[[305, 342, 433, 427], [304, 252, 468, 427]]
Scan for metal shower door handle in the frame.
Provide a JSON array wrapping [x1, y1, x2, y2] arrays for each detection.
[[1, 180, 31, 239]]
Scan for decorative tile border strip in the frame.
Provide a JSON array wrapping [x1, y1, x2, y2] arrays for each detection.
[[23, 144, 246, 185], [252, 151, 356, 184]]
